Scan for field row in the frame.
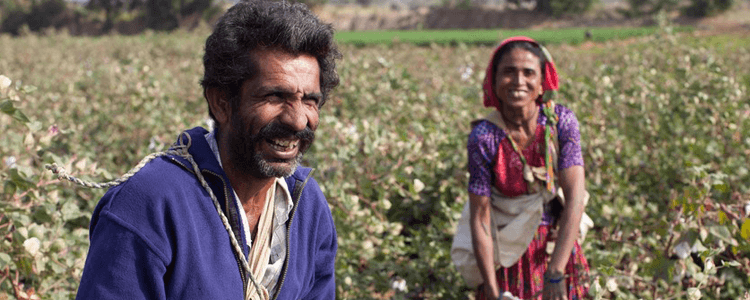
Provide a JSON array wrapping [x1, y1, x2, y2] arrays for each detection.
[[333, 26, 693, 45]]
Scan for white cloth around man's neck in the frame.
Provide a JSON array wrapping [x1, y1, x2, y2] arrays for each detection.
[[204, 131, 294, 298]]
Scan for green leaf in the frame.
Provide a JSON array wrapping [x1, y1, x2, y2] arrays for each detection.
[[647, 255, 676, 282], [708, 225, 733, 243], [12, 109, 30, 123], [4, 181, 17, 195], [693, 273, 708, 286], [655, 219, 669, 236], [0, 253, 10, 269], [21, 85, 37, 93], [0, 100, 15, 114], [60, 201, 81, 221], [0, 100, 29, 123], [9, 169, 35, 191], [712, 183, 729, 193], [32, 206, 54, 223], [741, 220, 750, 241], [718, 211, 728, 224], [723, 260, 742, 267]]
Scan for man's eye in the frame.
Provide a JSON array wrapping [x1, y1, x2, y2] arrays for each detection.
[[265, 92, 283, 100]]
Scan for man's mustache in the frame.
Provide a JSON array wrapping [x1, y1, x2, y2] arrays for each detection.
[[256, 122, 315, 144]]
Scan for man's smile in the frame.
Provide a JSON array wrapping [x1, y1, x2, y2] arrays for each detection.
[[265, 138, 300, 159]]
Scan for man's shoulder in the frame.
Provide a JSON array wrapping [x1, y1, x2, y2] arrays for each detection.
[[96, 156, 198, 216], [104, 126, 215, 201], [116, 156, 194, 193]]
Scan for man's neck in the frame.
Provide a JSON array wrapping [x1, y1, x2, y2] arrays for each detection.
[[213, 129, 276, 213], [219, 149, 275, 212], [218, 144, 275, 243]]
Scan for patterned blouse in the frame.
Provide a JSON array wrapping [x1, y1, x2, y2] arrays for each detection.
[[468, 104, 583, 198]]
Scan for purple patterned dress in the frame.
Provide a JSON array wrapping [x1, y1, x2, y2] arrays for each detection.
[[468, 104, 589, 300]]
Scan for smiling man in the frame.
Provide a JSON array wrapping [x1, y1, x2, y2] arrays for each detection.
[[75, 1, 341, 299]]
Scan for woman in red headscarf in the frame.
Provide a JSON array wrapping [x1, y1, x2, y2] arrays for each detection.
[[460, 37, 590, 300]]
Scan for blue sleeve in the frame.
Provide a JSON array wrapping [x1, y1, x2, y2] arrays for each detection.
[[76, 211, 168, 300], [303, 180, 337, 300]]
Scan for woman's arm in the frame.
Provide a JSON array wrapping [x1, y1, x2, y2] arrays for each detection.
[[549, 105, 586, 273], [544, 165, 585, 300], [469, 192, 501, 299]]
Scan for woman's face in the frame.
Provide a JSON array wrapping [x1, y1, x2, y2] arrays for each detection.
[[494, 48, 543, 110]]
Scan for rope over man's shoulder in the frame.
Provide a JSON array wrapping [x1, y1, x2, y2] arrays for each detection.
[[44, 131, 193, 189]]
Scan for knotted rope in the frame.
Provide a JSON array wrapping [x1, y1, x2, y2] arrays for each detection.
[[45, 133, 264, 300]]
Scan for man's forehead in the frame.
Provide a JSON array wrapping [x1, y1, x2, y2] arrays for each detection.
[[249, 47, 317, 61], [245, 49, 319, 73], [241, 50, 321, 93]]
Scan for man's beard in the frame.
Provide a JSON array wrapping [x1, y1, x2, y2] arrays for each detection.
[[226, 113, 315, 178]]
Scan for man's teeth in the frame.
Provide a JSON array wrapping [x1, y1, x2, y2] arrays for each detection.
[[271, 139, 298, 149]]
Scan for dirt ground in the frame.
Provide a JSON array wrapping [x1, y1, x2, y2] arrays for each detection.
[[312, 1, 750, 36]]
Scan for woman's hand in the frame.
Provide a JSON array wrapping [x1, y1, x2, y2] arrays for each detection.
[[483, 283, 501, 300], [542, 270, 567, 300]]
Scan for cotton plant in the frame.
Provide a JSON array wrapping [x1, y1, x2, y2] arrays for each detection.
[[2, 29, 750, 299]]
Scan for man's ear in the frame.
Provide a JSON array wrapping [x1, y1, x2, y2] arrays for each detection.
[[206, 87, 231, 126]]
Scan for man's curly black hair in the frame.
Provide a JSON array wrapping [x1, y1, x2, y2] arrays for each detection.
[[201, 0, 342, 122]]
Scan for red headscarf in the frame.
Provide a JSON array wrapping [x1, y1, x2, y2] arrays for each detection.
[[482, 36, 559, 111]]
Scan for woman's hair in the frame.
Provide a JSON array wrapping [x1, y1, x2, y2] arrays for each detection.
[[490, 41, 546, 80], [201, 0, 342, 122]]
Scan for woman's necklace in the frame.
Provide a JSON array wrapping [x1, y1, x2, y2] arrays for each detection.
[[501, 101, 560, 194], [499, 106, 538, 192], [504, 131, 536, 190]]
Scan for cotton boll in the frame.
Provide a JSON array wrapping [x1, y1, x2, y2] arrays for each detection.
[[24, 237, 41, 256], [413, 179, 425, 193], [390, 277, 407, 292], [687, 287, 701, 300], [4, 156, 16, 169], [605, 277, 618, 292], [674, 241, 691, 259], [0, 75, 11, 95]]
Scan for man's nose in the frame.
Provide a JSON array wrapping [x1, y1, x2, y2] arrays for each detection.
[[279, 99, 309, 132]]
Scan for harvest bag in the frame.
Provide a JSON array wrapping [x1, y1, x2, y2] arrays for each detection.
[[451, 187, 591, 287]]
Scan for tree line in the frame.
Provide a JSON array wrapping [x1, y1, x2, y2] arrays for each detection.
[[0, 0, 737, 38], [0, 0, 224, 35]]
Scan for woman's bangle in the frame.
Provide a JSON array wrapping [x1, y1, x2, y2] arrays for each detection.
[[547, 276, 563, 283], [544, 271, 565, 284]]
